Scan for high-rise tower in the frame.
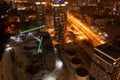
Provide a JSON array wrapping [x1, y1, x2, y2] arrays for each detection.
[[53, 0, 68, 43], [35, 0, 46, 26]]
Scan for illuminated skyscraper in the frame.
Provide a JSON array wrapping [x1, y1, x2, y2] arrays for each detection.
[[35, 0, 46, 26], [53, 0, 68, 43]]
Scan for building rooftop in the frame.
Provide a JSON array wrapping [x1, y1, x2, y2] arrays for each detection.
[[95, 40, 120, 63], [95, 44, 120, 60]]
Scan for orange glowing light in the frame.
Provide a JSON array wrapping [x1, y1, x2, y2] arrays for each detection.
[[67, 13, 103, 46]]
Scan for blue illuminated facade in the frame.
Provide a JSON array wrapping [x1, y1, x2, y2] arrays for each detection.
[[54, 0, 64, 3]]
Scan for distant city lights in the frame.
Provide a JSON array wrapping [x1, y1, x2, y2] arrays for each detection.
[[35, 2, 46, 5], [54, 3, 67, 7], [64, 2, 68, 4]]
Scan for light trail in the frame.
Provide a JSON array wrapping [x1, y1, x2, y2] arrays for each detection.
[[67, 13, 103, 46], [68, 23, 88, 40]]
